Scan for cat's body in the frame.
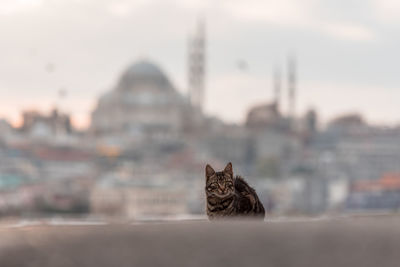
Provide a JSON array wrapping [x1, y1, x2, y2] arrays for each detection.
[[205, 163, 265, 220]]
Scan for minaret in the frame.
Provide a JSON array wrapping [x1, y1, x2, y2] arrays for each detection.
[[287, 55, 296, 125], [187, 19, 206, 112], [273, 67, 281, 109]]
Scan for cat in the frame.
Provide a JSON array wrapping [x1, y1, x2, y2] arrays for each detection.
[[205, 162, 265, 220]]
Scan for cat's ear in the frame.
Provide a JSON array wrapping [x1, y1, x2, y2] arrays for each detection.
[[224, 162, 233, 177], [205, 164, 215, 179]]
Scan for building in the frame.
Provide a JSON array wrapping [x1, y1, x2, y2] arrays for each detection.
[[246, 102, 290, 131], [20, 109, 72, 138], [91, 60, 195, 140], [0, 119, 12, 137]]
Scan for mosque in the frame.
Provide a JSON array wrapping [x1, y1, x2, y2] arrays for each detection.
[[91, 20, 207, 141], [90, 60, 195, 139]]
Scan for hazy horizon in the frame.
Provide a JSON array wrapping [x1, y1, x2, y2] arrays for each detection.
[[1, 0, 400, 129]]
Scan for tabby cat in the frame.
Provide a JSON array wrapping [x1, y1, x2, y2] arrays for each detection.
[[205, 162, 265, 220]]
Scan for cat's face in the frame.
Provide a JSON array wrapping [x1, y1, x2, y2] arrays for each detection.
[[205, 162, 235, 198]]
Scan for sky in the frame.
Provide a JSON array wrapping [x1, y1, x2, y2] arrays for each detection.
[[1, 0, 400, 129]]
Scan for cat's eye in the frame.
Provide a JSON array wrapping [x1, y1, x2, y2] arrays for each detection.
[[208, 184, 217, 191]]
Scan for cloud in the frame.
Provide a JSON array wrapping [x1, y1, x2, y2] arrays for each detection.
[[372, 0, 400, 24], [223, 0, 314, 26], [107, 0, 151, 17], [0, 0, 42, 15], [220, 0, 376, 42], [322, 22, 375, 42]]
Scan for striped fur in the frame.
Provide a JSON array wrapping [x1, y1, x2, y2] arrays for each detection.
[[205, 163, 265, 220]]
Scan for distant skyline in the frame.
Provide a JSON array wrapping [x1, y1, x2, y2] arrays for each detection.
[[1, 0, 400, 129]]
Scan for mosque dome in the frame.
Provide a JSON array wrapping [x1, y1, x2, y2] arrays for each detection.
[[117, 60, 173, 92], [91, 59, 194, 137]]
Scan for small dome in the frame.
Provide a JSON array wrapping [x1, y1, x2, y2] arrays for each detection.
[[126, 61, 165, 77], [117, 60, 173, 91]]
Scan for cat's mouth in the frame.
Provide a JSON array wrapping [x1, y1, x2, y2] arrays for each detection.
[[209, 192, 233, 199]]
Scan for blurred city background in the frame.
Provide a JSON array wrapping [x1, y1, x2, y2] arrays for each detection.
[[1, 0, 400, 222]]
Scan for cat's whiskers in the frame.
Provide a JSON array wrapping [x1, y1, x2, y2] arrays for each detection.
[[209, 192, 233, 199]]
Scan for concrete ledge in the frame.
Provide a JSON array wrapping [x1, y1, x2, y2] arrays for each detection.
[[1, 216, 400, 267]]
